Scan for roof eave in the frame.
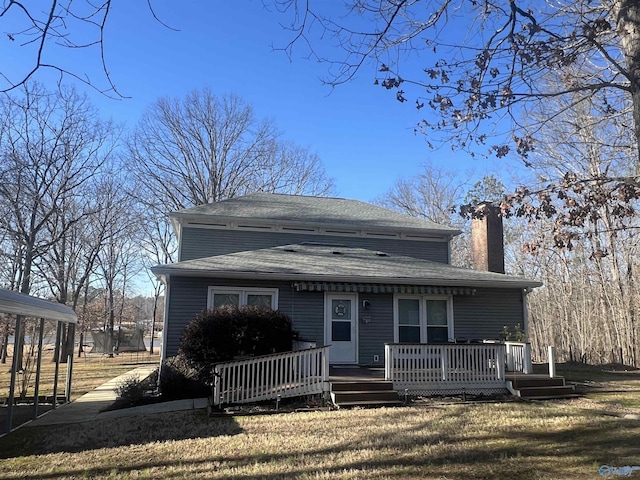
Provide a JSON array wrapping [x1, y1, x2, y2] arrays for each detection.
[[171, 212, 461, 238], [151, 267, 542, 290]]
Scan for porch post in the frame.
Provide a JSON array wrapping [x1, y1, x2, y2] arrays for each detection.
[[548, 346, 556, 378]]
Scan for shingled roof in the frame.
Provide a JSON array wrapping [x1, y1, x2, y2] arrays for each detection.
[[171, 193, 461, 235], [152, 243, 541, 289]]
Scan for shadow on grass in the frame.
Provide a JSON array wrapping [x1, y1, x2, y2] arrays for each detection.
[[2, 403, 640, 480], [535, 361, 640, 385], [0, 410, 243, 459]]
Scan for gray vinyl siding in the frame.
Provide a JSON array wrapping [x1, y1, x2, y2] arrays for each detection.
[[165, 278, 525, 362], [180, 227, 449, 263], [165, 276, 326, 357], [357, 293, 393, 366], [452, 288, 524, 341]]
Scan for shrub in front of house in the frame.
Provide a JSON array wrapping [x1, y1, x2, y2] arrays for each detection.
[[177, 305, 296, 383], [159, 353, 210, 400]]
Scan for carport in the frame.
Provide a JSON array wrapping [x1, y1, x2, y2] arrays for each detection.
[[1, 288, 77, 433]]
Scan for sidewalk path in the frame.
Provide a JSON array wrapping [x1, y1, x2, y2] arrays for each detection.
[[27, 365, 192, 426]]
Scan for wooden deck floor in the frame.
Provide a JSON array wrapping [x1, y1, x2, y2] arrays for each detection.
[[329, 366, 385, 382]]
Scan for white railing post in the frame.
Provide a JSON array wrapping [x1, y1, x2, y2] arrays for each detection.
[[496, 344, 506, 380], [213, 366, 221, 407], [548, 345, 556, 378], [523, 342, 532, 374], [384, 344, 392, 380], [440, 345, 447, 381], [505, 342, 514, 371], [322, 346, 330, 393]]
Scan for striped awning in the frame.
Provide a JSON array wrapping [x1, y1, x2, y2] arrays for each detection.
[[293, 282, 475, 295]]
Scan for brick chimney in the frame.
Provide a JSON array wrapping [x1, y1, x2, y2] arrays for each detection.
[[471, 202, 505, 274]]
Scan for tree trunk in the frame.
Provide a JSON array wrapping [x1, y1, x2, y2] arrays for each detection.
[[613, 0, 640, 166]]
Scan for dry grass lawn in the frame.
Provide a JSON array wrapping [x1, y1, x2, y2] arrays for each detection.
[[1, 350, 160, 401], [1, 362, 639, 479], [1, 400, 639, 479]]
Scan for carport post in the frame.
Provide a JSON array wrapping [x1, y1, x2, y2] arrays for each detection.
[[52, 320, 63, 409], [6, 315, 22, 433], [65, 323, 75, 402], [33, 317, 45, 419]]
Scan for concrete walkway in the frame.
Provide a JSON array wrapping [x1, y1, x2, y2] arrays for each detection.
[[28, 366, 207, 426]]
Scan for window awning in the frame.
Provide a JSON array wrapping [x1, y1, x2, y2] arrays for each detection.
[[293, 282, 475, 295]]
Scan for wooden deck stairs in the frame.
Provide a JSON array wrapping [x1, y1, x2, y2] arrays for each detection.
[[329, 367, 404, 408], [330, 380, 405, 408], [507, 374, 578, 399]]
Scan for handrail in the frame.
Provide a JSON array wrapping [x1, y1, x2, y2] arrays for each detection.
[[385, 343, 506, 389], [212, 345, 330, 407]]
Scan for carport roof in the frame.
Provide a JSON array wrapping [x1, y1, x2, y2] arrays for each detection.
[[0, 288, 77, 324]]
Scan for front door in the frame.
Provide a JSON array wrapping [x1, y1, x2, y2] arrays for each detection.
[[325, 293, 358, 364]]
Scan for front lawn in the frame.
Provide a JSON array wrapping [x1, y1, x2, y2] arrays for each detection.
[[1, 401, 639, 479]]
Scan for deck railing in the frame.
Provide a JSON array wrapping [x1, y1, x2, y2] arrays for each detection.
[[504, 341, 532, 373], [212, 346, 330, 407], [384, 343, 507, 392]]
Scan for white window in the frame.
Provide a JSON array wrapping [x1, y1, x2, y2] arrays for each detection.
[[207, 287, 278, 310], [394, 295, 453, 343]]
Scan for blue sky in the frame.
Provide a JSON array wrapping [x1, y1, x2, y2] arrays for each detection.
[[5, 1, 515, 202]]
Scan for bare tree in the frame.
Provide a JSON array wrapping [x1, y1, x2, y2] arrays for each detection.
[[0, 82, 117, 295], [516, 86, 640, 366], [0, 82, 117, 366], [127, 88, 334, 211], [375, 164, 473, 266], [273, 1, 640, 158], [0, 1, 175, 96], [273, 0, 640, 238], [94, 175, 141, 356], [126, 88, 335, 268]]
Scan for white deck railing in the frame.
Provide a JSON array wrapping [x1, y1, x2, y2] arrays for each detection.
[[212, 346, 330, 406], [384, 343, 507, 392], [504, 342, 532, 373]]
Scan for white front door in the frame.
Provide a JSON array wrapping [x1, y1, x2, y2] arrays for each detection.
[[325, 293, 358, 364]]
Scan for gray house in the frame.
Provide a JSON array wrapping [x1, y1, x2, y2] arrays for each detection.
[[152, 193, 541, 368]]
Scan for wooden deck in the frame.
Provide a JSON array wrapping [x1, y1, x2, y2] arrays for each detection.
[[329, 366, 385, 382]]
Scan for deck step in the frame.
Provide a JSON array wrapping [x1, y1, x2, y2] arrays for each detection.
[[509, 377, 566, 389], [330, 381, 403, 408], [507, 375, 577, 399], [517, 385, 577, 398], [331, 381, 395, 392], [334, 399, 406, 408]]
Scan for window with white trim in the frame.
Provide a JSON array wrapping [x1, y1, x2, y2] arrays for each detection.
[[207, 287, 278, 309], [394, 296, 453, 343]]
